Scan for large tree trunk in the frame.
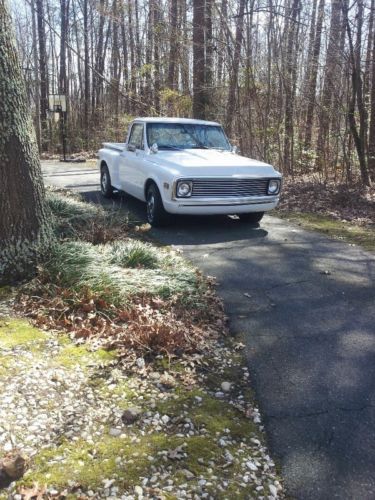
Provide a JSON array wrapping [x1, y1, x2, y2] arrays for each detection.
[[0, 0, 51, 284]]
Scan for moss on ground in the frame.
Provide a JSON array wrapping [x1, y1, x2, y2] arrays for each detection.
[[1, 329, 277, 499], [277, 211, 375, 252], [55, 343, 116, 369], [156, 389, 257, 440], [21, 433, 183, 492], [0, 319, 47, 348]]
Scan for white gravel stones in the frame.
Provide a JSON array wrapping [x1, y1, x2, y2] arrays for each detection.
[[134, 485, 143, 496], [0, 340, 112, 458], [0, 316, 284, 499], [221, 381, 231, 392]]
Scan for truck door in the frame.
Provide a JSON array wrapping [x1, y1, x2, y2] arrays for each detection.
[[119, 122, 146, 199]]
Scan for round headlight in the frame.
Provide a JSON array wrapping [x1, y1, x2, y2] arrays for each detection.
[[177, 181, 192, 197], [268, 180, 280, 194]]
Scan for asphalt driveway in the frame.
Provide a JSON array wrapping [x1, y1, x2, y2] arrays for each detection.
[[43, 161, 375, 499]]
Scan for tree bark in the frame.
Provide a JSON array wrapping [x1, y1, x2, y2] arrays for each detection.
[[192, 0, 206, 119], [83, 0, 90, 146], [316, 0, 342, 172], [167, 0, 178, 90], [369, 3, 375, 181], [304, 0, 325, 149], [283, 0, 300, 174], [35, 0, 48, 150], [31, 0, 41, 152], [344, 0, 370, 186], [225, 0, 246, 136], [0, 0, 51, 284]]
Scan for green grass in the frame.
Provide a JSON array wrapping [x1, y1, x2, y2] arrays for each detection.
[[277, 211, 375, 251], [109, 240, 160, 269], [46, 190, 128, 239], [43, 240, 202, 305]]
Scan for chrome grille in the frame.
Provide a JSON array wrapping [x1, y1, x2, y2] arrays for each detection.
[[191, 178, 269, 198]]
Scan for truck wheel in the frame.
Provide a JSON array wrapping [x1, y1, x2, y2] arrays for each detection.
[[238, 212, 264, 224], [146, 183, 171, 227], [101, 165, 113, 198]]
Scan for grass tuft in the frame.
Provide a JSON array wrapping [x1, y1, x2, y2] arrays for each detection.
[[109, 240, 159, 269]]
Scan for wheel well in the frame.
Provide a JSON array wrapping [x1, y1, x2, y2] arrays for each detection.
[[100, 161, 107, 171], [144, 179, 157, 198]]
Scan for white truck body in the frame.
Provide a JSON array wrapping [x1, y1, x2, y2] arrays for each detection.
[[98, 117, 282, 224]]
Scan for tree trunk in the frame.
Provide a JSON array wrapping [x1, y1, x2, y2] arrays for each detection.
[[35, 0, 48, 150], [167, 0, 178, 90], [192, 0, 206, 119], [304, 0, 325, 149], [344, 0, 370, 186], [205, 0, 213, 118], [94, 0, 106, 115], [153, 0, 161, 113], [31, 0, 41, 152], [225, 0, 246, 136], [83, 0, 90, 146], [369, 3, 375, 181], [316, 0, 342, 173], [283, 0, 300, 174], [0, 0, 51, 284]]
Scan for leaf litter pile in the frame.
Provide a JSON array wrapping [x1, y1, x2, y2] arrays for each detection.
[[278, 174, 374, 226], [1, 190, 285, 499]]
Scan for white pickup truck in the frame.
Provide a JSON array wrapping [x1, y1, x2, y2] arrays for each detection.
[[98, 117, 282, 226]]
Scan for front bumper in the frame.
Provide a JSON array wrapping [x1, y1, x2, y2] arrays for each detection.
[[163, 195, 280, 215]]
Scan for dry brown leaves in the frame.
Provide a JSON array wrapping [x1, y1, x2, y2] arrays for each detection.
[[278, 175, 374, 226], [17, 285, 226, 358]]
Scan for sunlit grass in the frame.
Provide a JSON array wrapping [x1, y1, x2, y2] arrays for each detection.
[[277, 211, 375, 252]]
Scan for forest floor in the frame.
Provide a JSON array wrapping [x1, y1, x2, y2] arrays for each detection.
[[277, 175, 375, 251], [0, 190, 283, 500]]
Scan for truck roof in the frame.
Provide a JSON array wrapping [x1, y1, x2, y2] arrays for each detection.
[[133, 117, 221, 126]]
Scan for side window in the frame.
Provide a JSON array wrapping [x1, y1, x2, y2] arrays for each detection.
[[128, 124, 144, 150]]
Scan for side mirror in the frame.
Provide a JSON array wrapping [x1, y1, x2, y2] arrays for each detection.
[[127, 144, 136, 152], [150, 143, 158, 154], [231, 145, 239, 154]]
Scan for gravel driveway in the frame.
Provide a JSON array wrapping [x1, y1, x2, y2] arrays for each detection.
[[43, 161, 375, 500]]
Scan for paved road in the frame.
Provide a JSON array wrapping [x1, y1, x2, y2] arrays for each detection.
[[43, 161, 375, 499]]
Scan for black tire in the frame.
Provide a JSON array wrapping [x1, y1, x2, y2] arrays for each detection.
[[146, 183, 172, 227], [100, 165, 114, 198], [238, 212, 264, 224]]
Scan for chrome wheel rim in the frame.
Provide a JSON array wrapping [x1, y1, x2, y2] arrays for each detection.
[[147, 192, 155, 222], [101, 171, 108, 193]]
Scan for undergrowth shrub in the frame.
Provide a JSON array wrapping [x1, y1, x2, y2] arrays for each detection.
[[43, 240, 202, 305], [109, 241, 160, 269], [47, 190, 129, 243], [18, 189, 226, 356]]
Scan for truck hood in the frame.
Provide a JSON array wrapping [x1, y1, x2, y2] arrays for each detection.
[[146, 149, 280, 177]]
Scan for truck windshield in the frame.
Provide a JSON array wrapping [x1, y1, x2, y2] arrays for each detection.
[[146, 123, 231, 151]]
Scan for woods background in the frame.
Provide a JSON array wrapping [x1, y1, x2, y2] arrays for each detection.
[[10, 0, 375, 186]]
